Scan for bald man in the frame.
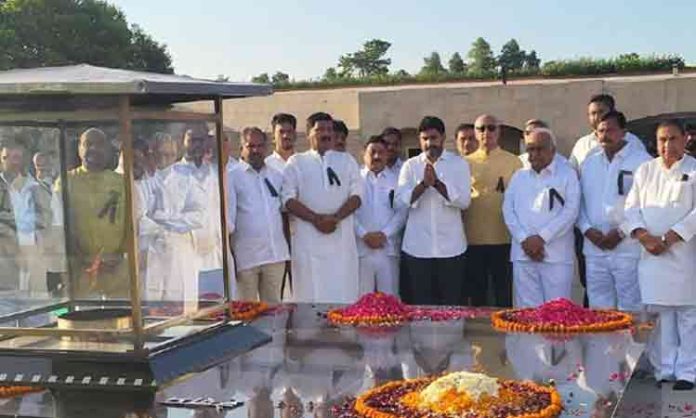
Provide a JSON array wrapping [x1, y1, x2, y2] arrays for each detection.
[[503, 128, 580, 307], [54, 128, 128, 298], [464, 115, 522, 307]]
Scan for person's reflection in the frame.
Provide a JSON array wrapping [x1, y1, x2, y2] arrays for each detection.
[[403, 319, 472, 377], [141, 132, 204, 306], [357, 330, 402, 391], [54, 128, 128, 298], [177, 130, 223, 275], [247, 386, 274, 418]]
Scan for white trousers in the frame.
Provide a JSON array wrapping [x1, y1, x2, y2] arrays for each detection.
[[513, 261, 573, 308], [648, 305, 696, 382], [358, 253, 399, 296], [585, 256, 641, 311]]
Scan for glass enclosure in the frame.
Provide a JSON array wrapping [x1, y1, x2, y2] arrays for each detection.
[[0, 93, 233, 352]]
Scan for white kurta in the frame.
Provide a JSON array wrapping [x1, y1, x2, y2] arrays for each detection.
[[281, 150, 362, 303], [623, 156, 696, 306], [178, 160, 223, 272], [140, 165, 205, 303]]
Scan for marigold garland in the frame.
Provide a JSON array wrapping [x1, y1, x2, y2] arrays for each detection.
[[0, 386, 44, 398], [491, 298, 633, 334], [207, 301, 269, 322], [344, 374, 562, 418]]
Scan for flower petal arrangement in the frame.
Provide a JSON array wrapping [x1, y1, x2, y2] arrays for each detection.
[[207, 300, 270, 322], [332, 371, 562, 418], [328, 292, 489, 327], [491, 298, 633, 333]]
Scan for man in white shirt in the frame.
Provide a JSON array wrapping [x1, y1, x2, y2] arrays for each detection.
[[396, 116, 471, 305], [503, 128, 580, 307], [355, 136, 407, 296], [265, 113, 297, 173], [381, 127, 404, 177], [624, 120, 696, 391], [0, 141, 50, 294], [578, 111, 651, 311], [140, 133, 205, 306], [228, 127, 290, 303], [282, 112, 362, 303], [569, 94, 647, 170], [178, 130, 223, 273]]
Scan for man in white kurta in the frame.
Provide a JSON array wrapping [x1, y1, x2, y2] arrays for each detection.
[[355, 136, 407, 296], [503, 128, 580, 308], [228, 127, 289, 303], [624, 120, 696, 389], [578, 111, 651, 311], [282, 112, 362, 303], [141, 133, 205, 305], [177, 130, 223, 273]]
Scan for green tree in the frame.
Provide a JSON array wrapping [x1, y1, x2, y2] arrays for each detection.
[[524, 50, 541, 70], [498, 39, 526, 71], [337, 38, 392, 78], [467, 37, 496, 72], [420, 52, 447, 75], [448, 52, 466, 74], [0, 0, 173, 72], [271, 71, 290, 85], [251, 73, 270, 84], [322, 67, 341, 81]]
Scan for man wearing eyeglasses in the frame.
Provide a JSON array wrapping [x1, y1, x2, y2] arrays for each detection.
[[463, 115, 522, 307]]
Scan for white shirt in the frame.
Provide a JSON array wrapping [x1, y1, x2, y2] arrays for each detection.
[[518, 152, 568, 169], [1, 173, 41, 246], [396, 151, 471, 258], [354, 167, 407, 257], [387, 158, 404, 178], [624, 156, 696, 305], [265, 151, 291, 173], [281, 149, 362, 303], [569, 131, 645, 170], [503, 156, 580, 264], [578, 141, 652, 258], [228, 161, 289, 271]]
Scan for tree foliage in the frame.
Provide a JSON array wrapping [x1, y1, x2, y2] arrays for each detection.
[[467, 37, 496, 72], [448, 52, 466, 74], [420, 52, 446, 75], [0, 0, 173, 73], [337, 38, 391, 78], [498, 39, 526, 71]]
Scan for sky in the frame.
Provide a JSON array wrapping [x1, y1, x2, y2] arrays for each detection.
[[110, 0, 696, 82]]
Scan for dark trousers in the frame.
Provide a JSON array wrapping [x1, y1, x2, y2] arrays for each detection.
[[574, 228, 589, 307], [465, 244, 512, 307], [400, 252, 465, 306]]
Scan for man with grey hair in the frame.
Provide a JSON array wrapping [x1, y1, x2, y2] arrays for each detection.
[[228, 127, 289, 302], [503, 128, 580, 307], [519, 119, 568, 169]]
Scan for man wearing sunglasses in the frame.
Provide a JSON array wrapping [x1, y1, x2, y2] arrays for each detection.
[[463, 115, 522, 307]]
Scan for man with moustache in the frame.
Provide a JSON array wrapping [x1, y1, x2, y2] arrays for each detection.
[[354, 135, 407, 296], [396, 116, 471, 305], [228, 127, 289, 303], [455, 123, 478, 157], [333, 120, 349, 153], [503, 128, 580, 307], [282, 112, 362, 303], [464, 115, 522, 307], [624, 120, 696, 390], [578, 111, 650, 311], [265, 113, 297, 173], [381, 127, 404, 177]]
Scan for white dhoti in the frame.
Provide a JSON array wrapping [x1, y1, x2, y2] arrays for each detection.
[[513, 261, 573, 307], [648, 305, 696, 382], [585, 256, 641, 311], [358, 253, 399, 296]]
